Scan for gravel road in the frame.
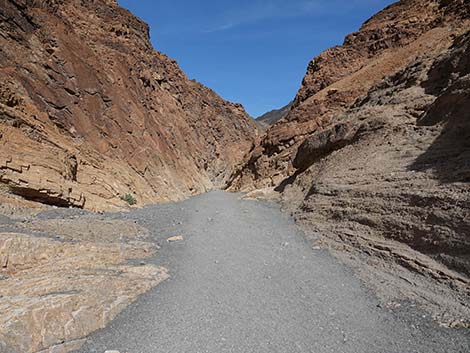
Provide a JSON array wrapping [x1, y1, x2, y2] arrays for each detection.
[[74, 191, 469, 353]]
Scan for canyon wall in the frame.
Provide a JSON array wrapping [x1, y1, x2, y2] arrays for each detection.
[[229, 0, 468, 190], [0, 0, 258, 211], [230, 0, 470, 325]]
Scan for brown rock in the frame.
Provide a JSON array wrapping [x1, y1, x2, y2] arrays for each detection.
[[229, 0, 470, 326], [228, 0, 469, 191], [0, 0, 259, 211]]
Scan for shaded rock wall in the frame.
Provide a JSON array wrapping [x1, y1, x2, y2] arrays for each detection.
[[283, 31, 470, 324]]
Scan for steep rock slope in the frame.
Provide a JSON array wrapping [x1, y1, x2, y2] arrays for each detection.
[[229, 0, 468, 190], [286, 29, 470, 325], [231, 0, 470, 325], [0, 0, 258, 211]]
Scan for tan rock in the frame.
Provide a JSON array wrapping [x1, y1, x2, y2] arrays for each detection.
[[0, 232, 168, 353], [167, 235, 184, 243]]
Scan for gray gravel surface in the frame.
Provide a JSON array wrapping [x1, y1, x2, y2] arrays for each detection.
[[70, 191, 468, 353]]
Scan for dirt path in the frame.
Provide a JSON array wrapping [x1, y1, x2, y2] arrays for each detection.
[[69, 191, 468, 353]]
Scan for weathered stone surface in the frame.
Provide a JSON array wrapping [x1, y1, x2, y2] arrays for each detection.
[[229, 0, 470, 326], [282, 27, 470, 326], [167, 235, 184, 243], [228, 0, 469, 190], [292, 122, 359, 171], [0, 230, 168, 353], [0, 0, 258, 211], [255, 102, 292, 131]]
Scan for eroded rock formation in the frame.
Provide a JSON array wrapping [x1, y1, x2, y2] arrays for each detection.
[[229, 0, 469, 190], [256, 102, 292, 131], [0, 0, 258, 211], [229, 0, 470, 326], [0, 220, 168, 353]]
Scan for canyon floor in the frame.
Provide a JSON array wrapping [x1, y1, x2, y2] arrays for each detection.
[[1, 191, 469, 353]]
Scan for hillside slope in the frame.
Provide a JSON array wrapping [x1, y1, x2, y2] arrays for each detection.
[[0, 0, 258, 211], [256, 102, 292, 130]]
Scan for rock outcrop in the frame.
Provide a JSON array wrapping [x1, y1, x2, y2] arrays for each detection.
[[229, 0, 470, 326], [0, 0, 258, 211], [229, 0, 469, 190], [0, 220, 168, 353]]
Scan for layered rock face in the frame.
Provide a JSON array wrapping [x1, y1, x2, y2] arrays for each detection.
[[0, 216, 168, 353], [230, 0, 470, 325], [0, 0, 258, 211], [229, 0, 468, 190]]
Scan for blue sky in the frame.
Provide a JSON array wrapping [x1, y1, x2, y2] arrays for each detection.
[[118, 0, 396, 117]]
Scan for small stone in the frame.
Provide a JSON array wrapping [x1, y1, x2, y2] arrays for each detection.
[[104, 350, 120, 353], [167, 235, 184, 243]]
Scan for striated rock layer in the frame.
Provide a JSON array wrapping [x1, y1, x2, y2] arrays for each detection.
[[0, 0, 258, 211], [229, 0, 470, 325], [229, 0, 469, 190], [0, 219, 168, 353]]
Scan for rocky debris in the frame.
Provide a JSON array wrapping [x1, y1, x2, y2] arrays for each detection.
[[0, 219, 168, 353], [0, 0, 258, 211], [167, 235, 184, 243], [229, 0, 470, 326], [240, 188, 281, 202]]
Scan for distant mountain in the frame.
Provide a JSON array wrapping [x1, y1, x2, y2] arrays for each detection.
[[256, 102, 293, 129]]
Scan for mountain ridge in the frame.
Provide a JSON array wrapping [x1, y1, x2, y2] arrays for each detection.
[[256, 102, 293, 130]]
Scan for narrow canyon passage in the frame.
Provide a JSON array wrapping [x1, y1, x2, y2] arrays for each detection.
[[74, 192, 468, 353]]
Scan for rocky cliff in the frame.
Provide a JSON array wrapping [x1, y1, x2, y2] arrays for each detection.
[[0, 0, 258, 211], [229, 0, 468, 190], [231, 0, 470, 326]]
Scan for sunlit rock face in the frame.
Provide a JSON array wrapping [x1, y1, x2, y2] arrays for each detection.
[[228, 0, 469, 191], [0, 0, 259, 211]]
